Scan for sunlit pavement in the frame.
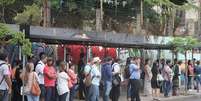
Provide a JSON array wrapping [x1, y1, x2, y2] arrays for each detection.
[[74, 90, 201, 101]]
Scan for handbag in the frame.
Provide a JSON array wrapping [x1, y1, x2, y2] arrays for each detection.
[[112, 74, 121, 86], [83, 66, 93, 87], [157, 74, 164, 81], [31, 72, 41, 96]]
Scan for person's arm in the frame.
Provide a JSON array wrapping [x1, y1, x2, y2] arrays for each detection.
[[5, 75, 12, 93], [133, 64, 140, 70], [44, 67, 55, 79], [144, 65, 149, 78]]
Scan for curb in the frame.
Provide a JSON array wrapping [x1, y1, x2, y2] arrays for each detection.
[[162, 94, 201, 101]]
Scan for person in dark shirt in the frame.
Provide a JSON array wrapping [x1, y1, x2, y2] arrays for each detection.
[[101, 57, 113, 101], [194, 61, 201, 92]]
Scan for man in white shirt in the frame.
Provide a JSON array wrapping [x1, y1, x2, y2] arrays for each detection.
[[0, 53, 12, 101], [35, 52, 47, 101]]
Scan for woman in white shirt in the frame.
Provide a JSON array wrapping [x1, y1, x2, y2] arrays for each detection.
[[57, 61, 70, 101]]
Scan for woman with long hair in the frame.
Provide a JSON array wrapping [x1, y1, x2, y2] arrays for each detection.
[[21, 62, 39, 101], [57, 61, 70, 101], [144, 59, 152, 97], [151, 60, 160, 101]]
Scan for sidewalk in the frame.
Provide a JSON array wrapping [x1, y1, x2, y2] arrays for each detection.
[[75, 90, 201, 101], [119, 90, 201, 101]]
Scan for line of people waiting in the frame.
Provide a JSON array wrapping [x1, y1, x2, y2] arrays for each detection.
[[1, 51, 201, 101]]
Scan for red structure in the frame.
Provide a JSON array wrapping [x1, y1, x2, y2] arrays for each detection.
[[57, 45, 117, 64]]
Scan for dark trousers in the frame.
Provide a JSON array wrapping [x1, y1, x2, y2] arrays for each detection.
[[163, 80, 171, 97], [110, 85, 120, 101], [0, 90, 9, 101], [130, 79, 141, 101], [70, 84, 79, 101], [45, 86, 56, 101], [187, 76, 192, 89], [59, 92, 68, 101], [79, 80, 86, 99]]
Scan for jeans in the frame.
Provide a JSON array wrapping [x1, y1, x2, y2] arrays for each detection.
[[103, 81, 112, 101], [195, 76, 201, 92], [26, 94, 39, 101], [130, 79, 141, 101], [70, 84, 78, 101], [45, 86, 56, 101], [188, 76, 193, 89], [0, 90, 9, 101], [163, 80, 171, 97], [59, 92, 68, 101], [87, 84, 99, 101]]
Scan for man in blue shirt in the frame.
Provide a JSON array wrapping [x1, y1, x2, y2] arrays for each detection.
[[129, 57, 141, 101], [101, 57, 113, 101]]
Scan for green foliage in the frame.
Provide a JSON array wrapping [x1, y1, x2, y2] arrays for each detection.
[[51, 0, 60, 10], [0, 23, 10, 38], [0, 0, 15, 6], [11, 32, 32, 56], [14, 4, 41, 25], [170, 36, 199, 54], [0, 23, 32, 56]]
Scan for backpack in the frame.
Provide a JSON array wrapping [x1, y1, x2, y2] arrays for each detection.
[[83, 65, 93, 87], [0, 63, 6, 85], [140, 70, 145, 80]]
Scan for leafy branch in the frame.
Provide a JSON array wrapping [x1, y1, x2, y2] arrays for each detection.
[[169, 36, 199, 54], [0, 23, 32, 56]]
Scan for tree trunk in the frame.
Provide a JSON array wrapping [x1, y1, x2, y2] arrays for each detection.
[[0, 6, 5, 23], [43, 0, 51, 27], [96, 9, 102, 32]]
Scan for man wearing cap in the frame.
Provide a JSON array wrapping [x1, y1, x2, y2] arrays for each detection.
[[84, 57, 101, 101], [101, 57, 113, 101]]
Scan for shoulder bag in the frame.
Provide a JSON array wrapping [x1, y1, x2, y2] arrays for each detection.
[[31, 72, 41, 96]]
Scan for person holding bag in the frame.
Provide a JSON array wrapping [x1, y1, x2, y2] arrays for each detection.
[[110, 59, 121, 101], [21, 62, 40, 101]]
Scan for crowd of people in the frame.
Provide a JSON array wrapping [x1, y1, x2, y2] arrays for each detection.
[[0, 51, 201, 101]]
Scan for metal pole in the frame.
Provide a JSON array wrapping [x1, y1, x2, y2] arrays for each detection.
[[86, 46, 89, 63], [64, 46, 66, 62], [192, 49, 194, 60], [22, 54, 26, 101], [117, 48, 120, 58], [19, 45, 22, 61]]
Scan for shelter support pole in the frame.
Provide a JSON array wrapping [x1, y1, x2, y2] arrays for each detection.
[[157, 49, 161, 60], [192, 49, 194, 60], [64, 46, 66, 62], [86, 46, 91, 63], [19, 45, 22, 61], [22, 55, 26, 101], [117, 48, 120, 58], [184, 51, 187, 95], [172, 50, 174, 61]]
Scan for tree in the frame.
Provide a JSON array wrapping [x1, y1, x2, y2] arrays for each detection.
[[0, 23, 32, 56], [0, 0, 15, 22], [14, 4, 42, 25]]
